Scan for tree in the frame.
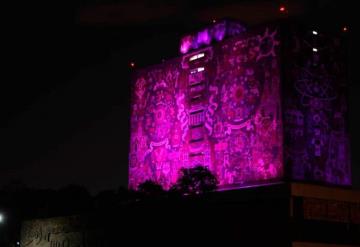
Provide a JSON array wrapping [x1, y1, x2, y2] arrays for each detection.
[[171, 166, 218, 195], [137, 180, 164, 197]]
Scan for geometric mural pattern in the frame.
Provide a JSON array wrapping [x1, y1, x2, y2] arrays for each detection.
[[284, 28, 351, 185], [129, 26, 283, 189]]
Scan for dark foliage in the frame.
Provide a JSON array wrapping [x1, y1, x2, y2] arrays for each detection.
[[137, 180, 164, 197], [171, 166, 218, 195]]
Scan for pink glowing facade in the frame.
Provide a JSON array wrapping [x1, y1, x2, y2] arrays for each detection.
[[129, 24, 283, 189], [129, 22, 351, 189]]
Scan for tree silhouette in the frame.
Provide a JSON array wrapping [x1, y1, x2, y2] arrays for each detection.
[[137, 180, 164, 197], [171, 166, 218, 195]]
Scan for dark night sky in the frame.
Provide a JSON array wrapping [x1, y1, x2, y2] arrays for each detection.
[[2, 0, 359, 194]]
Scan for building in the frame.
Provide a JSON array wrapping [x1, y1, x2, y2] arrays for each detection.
[[129, 20, 350, 190]]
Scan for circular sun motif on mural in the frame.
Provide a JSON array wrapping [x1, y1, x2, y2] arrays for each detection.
[[144, 98, 173, 142], [221, 70, 262, 124]]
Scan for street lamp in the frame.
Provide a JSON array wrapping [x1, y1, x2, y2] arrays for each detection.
[[0, 213, 4, 223]]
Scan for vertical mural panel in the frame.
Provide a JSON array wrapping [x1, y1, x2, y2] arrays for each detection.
[[207, 27, 283, 186], [283, 28, 351, 185]]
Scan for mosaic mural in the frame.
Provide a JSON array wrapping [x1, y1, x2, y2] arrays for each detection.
[[129, 26, 283, 189], [284, 28, 351, 185], [129, 23, 351, 189]]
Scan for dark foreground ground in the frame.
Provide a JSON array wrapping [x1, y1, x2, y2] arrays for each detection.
[[16, 182, 360, 246]]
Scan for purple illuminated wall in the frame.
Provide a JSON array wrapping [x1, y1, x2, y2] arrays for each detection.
[[129, 26, 283, 189], [129, 23, 351, 189], [283, 28, 351, 185]]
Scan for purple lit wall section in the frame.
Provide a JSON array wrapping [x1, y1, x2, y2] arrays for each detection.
[[129, 26, 283, 189], [283, 28, 351, 185]]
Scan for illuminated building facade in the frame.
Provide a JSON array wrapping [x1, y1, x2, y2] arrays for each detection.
[[129, 20, 350, 189]]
